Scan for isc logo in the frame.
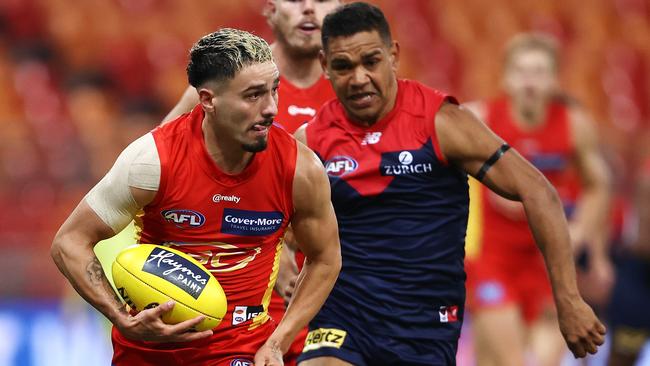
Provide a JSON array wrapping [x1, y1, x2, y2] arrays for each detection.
[[161, 209, 205, 229], [324, 156, 358, 177], [232, 305, 264, 326]]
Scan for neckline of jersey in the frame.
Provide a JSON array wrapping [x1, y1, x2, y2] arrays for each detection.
[[279, 74, 329, 95]]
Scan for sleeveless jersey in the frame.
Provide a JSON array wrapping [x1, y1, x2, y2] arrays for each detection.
[[306, 79, 468, 340], [276, 75, 335, 134], [478, 96, 575, 256], [135, 105, 297, 332]]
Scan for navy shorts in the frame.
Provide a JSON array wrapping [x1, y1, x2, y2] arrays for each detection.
[[607, 255, 650, 355], [297, 297, 459, 366]]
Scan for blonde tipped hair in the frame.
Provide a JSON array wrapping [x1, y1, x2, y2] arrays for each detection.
[[503, 33, 560, 72], [187, 28, 273, 87]]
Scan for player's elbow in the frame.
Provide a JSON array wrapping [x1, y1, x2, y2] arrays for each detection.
[[323, 240, 343, 280], [521, 172, 562, 208], [332, 246, 342, 276], [50, 232, 67, 271], [50, 229, 78, 273], [584, 164, 612, 199]]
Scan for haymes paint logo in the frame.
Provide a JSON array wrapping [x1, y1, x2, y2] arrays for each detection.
[[142, 247, 209, 299], [221, 209, 284, 236]]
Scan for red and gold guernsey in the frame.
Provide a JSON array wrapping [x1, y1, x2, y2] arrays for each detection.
[[135, 104, 297, 332], [477, 96, 575, 257], [275, 75, 335, 134]]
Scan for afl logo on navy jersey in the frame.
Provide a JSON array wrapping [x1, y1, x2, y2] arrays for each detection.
[[325, 156, 358, 177]]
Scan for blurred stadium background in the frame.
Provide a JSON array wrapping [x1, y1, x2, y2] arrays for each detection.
[[0, 0, 649, 365]]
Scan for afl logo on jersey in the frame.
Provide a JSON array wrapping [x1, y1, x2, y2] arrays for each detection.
[[325, 156, 358, 177], [161, 209, 205, 229], [230, 359, 253, 366]]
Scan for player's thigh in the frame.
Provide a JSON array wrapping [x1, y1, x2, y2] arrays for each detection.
[[472, 304, 526, 366], [528, 307, 566, 366], [298, 356, 355, 366]]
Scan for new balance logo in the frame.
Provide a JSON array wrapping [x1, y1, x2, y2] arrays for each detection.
[[361, 132, 382, 145]]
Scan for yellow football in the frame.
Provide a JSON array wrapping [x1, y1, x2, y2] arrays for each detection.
[[112, 244, 227, 331]]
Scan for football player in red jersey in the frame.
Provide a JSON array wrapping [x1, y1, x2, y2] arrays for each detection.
[[51, 28, 341, 366], [163, 2, 340, 364], [464, 33, 612, 366], [294, 3, 605, 365]]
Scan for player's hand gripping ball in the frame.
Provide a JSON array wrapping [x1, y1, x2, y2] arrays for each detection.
[[112, 244, 227, 331]]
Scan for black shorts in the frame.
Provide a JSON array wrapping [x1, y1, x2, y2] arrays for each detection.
[[297, 297, 458, 366], [607, 255, 650, 355]]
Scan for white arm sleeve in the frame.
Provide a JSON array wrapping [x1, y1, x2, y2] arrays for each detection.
[[85, 133, 161, 233]]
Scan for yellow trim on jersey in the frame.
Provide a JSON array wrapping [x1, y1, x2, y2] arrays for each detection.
[[465, 177, 483, 259], [249, 238, 283, 330], [133, 210, 144, 243]]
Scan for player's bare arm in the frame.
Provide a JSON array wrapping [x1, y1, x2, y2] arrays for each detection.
[[256, 142, 341, 363], [569, 108, 612, 251], [50, 139, 211, 343], [161, 85, 199, 124], [569, 107, 613, 302], [274, 237, 299, 303], [435, 102, 606, 358]]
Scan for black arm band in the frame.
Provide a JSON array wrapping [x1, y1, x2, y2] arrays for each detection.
[[475, 143, 511, 181]]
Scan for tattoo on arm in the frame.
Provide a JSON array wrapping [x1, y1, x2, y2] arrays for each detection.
[[86, 257, 127, 313], [86, 257, 104, 284]]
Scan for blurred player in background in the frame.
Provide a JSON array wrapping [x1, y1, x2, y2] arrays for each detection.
[[153, 1, 341, 364], [51, 28, 341, 366], [295, 3, 605, 365], [464, 33, 612, 366], [165, 0, 339, 131], [607, 155, 650, 366]]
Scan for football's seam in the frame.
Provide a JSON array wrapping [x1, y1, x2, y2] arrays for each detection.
[[115, 261, 224, 321]]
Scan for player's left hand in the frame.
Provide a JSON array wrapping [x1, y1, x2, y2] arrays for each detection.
[[254, 340, 284, 366], [557, 296, 606, 358]]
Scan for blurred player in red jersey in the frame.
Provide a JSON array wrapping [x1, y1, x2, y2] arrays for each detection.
[[163, 2, 340, 364], [51, 28, 341, 366], [607, 156, 650, 366], [164, 0, 339, 132], [465, 33, 612, 366]]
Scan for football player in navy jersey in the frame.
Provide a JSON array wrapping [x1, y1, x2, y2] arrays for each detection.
[[293, 3, 606, 365]]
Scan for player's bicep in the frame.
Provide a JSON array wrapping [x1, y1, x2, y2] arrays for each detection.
[[85, 134, 159, 235], [290, 145, 340, 262], [436, 103, 546, 201], [55, 199, 119, 249]]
